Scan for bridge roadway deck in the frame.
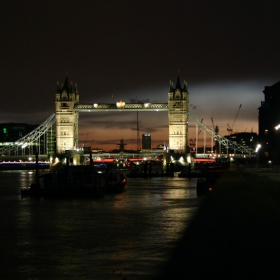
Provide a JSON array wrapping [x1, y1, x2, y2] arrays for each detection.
[[157, 164, 280, 279]]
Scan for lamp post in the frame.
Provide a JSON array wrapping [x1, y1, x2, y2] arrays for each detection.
[[275, 124, 280, 171], [255, 144, 261, 171], [116, 100, 125, 108]]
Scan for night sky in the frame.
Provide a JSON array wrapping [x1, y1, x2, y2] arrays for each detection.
[[1, 0, 280, 150]]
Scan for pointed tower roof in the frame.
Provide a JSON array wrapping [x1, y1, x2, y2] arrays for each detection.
[[175, 75, 182, 91], [183, 80, 189, 93], [56, 75, 78, 94], [169, 72, 188, 93], [61, 76, 70, 92]]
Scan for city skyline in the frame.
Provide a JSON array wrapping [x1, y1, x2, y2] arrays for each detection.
[[0, 79, 266, 152], [1, 1, 280, 151]]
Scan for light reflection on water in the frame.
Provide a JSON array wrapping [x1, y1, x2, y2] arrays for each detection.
[[0, 171, 203, 280]]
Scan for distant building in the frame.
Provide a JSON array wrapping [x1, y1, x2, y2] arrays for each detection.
[[258, 81, 280, 163], [142, 134, 151, 150], [0, 123, 37, 144], [116, 139, 127, 152], [157, 144, 165, 149], [91, 148, 105, 154], [0, 123, 56, 155]]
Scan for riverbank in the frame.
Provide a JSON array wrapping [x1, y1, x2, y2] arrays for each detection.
[[0, 161, 49, 170], [157, 164, 280, 279]]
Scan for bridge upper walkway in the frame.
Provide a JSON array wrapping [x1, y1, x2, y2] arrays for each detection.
[[74, 103, 168, 112]]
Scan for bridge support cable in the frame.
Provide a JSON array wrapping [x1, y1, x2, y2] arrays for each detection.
[[0, 114, 56, 155], [203, 130, 206, 154], [195, 123, 198, 153], [189, 112, 255, 154]]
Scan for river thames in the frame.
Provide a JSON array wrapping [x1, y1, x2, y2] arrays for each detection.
[[0, 170, 203, 280]]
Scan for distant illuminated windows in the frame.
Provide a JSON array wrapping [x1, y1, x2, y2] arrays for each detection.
[[264, 129, 268, 135], [61, 118, 70, 123], [60, 140, 70, 150], [3, 128, 7, 134], [173, 101, 183, 108], [61, 102, 69, 108], [175, 90, 181, 99], [62, 90, 68, 100], [60, 130, 69, 136]]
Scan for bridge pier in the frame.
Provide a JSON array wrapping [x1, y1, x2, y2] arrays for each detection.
[[163, 151, 192, 175]]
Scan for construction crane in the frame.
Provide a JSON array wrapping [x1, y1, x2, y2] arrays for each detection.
[[211, 117, 219, 134], [227, 104, 242, 134], [198, 118, 203, 135], [211, 117, 219, 154], [211, 117, 215, 130]]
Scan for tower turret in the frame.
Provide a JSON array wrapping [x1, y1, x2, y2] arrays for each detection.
[[55, 76, 79, 153], [168, 74, 189, 153]]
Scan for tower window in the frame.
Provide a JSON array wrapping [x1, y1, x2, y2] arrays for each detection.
[[61, 103, 69, 108]]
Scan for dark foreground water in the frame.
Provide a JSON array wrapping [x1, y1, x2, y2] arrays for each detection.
[[0, 170, 203, 280]]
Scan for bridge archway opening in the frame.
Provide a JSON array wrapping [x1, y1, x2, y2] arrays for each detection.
[[77, 110, 169, 152]]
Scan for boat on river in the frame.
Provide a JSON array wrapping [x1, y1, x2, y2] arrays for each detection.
[[103, 176, 127, 194], [21, 182, 104, 198], [0, 161, 50, 170], [21, 166, 127, 198]]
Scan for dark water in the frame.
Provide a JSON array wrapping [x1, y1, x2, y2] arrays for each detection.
[[0, 171, 203, 280]]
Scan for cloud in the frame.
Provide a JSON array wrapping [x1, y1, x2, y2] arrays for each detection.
[[187, 79, 269, 135], [190, 104, 198, 110], [129, 98, 151, 103]]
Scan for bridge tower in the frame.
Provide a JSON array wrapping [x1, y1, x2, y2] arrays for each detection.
[[55, 77, 79, 153], [168, 75, 189, 153]]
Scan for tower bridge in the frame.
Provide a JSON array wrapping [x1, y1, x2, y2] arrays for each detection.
[[55, 76, 188, 154], [0, 75, 256, 162]]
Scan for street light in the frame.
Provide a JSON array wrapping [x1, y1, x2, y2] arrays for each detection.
[[255, 144, 261, 153], [116, 100, 125, 108], [275, 124, 280, 130], [255, 144, 261, 171], [275, 124, 280, 170]]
